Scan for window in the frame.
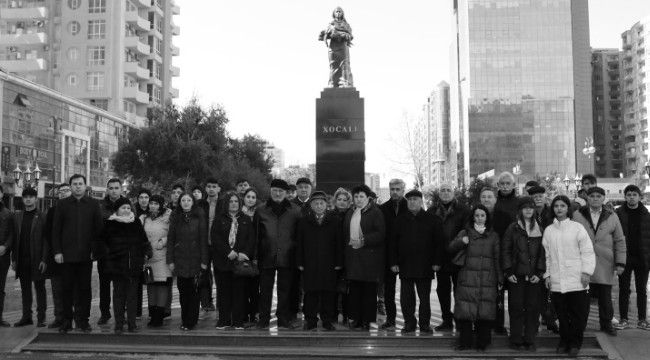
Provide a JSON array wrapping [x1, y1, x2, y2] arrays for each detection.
[[88, 0, 105, 13], [87, 71, 105, 91], [68, 21, 80, 35], [153, 86, 161, 105], [67, 73, 78, 87], [67, 47, 79, 61], [87, 46, 105, 66], [88, 20, 106, 39], [68, 0, 81, 10]]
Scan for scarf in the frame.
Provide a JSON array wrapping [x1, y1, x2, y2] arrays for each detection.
[[228, 214, 239, 248], [242, 205, 256, 218], [518, 219, 542, 237], [349, 207, 363, 249], [474, 223, 486, 234], [108, 212, 135, 223]]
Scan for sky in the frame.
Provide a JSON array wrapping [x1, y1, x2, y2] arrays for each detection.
[[172, 0, 650, 185]]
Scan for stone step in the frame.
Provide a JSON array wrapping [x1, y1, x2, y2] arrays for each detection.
[[22, 330, 608, 358]]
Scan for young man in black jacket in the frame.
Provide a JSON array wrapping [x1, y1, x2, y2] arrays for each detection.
[[97, 178, 123, 325], [52, 174, 104, 333], [11, 187, 48, 327]]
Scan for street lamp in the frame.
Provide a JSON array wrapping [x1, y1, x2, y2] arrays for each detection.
[[563, 175, 571, 194], [582, 137, 596, 158]]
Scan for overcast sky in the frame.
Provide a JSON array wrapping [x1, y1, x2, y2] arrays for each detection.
[[173, 0, 650, 185]]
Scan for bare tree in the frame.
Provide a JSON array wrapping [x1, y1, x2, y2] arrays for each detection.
[[385, 110, 426, 189]]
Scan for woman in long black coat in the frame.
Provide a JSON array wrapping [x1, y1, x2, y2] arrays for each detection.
[[212, 192, 256, 330], [296, 191, 343, 331], [343, 185, 385, 330], [449, 204, 502, 351], [100, 197, 151, 334]]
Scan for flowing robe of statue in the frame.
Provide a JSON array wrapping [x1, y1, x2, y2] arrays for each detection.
[[319, 8, 354, 88]]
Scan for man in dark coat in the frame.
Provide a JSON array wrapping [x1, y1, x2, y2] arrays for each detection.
[[97, 178, 123, 325], [378, 178, 408, 330], [0, 185, 14, 327], [390, 189, 441, 333], [290, 177, 312, 319], [427, 182, 470, 331], [615, 185, 650, 330], [52, 174, 104, 333], [196, 178, 221, 313], [11, 187, 48, 327], [296, 191, 343, 331], [495, 172, 519, 219], [257, 179, 302, 329], [43, 183, 71, 329]]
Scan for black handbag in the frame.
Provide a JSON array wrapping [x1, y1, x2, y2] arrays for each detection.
[[194, 268, 212, 290], [232, 260, 259, 277], [142, 266, 154, 284]]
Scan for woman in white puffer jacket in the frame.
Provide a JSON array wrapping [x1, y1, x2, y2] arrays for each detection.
[[542, 195, 595, 357]]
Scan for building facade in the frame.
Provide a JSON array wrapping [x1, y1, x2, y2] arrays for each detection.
[[1, 69, 134, 202], [0, 0, 180, 128], [621, 18, 650, 179], [591, 48, 624, 178], [422, 81, 454, 187], [451, 0, 594, 184]]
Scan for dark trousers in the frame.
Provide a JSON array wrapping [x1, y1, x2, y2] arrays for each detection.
[[0, 253, 10, 320], [507, 278, 542, 345], [436, 271, 458, 324], [50, 274, 64, 322], [348, 281, 377, 324], [457, 320, 492, 348], [60, 261, 92, 327], [136, 282, 143, 317], [619, 263, 649, 321], [551, 290, 590, 349], [259, 267, 292, 325], [383, 270, 397, 324], [590, 283, 614, 328], [289, 268, 302, 316], [98, 259, 112, 319], [112, 276, 139, 329], [18, 262, 46, 321], [200, 260, 214, 309], [400, 277, 432, 329], [304, 290, 336, 325], [216, 270, 247, 327], [177, 276, 200, 328], [245, 275, 260, 322]]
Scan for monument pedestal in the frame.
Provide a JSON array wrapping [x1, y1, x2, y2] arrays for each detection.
[[316, 87, 365, 194]]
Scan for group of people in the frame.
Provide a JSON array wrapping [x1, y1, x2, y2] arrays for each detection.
[[0, 172, 647, 356]]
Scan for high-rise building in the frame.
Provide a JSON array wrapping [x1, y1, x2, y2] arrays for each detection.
[[422, 81, 453, 187], [265, 144, 285, 175], [451, 0, 593, 184], [621, 19, 649, 178], [0, 0, 180, 128], [591, 49, 624, 178]]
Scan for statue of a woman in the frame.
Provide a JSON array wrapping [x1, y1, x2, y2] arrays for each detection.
[[318, 7, 354, 88]]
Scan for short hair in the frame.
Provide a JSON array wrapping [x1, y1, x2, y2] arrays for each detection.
[[236, 178, 249, 185], [469, 204, 492, 230], [439, 182, 454, 191], [137, 188, 152, 198], [479, 186, 498, 197], [69, 174, 86, 185], [57, 183, 70, 190], [171, 183, 184, 191], [497, 171, 515, 183], [351, 184, 372, 197], [550, 195, 573, 219], [624, 184, 642, 196], [333, 187, 352, 201], [205, 178, 220, 186], [106, 178, 121, 187], [581, 174, 597, 185], [388, 178, 406, 188]]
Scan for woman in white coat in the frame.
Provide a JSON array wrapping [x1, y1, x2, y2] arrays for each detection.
[[141, 195, 172, 327], [543, 195, 596, 357]]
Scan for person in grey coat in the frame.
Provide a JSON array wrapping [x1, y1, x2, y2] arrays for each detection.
[[572, 186, 626, 336]]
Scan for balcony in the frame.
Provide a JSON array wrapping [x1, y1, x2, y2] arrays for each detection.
[[125, 11, 151, 31], [0, 6, 48, 20], [171, 24, 180, 36], [624, 43, 633, 51], [125, 36, 150, 55], [124, 62, 150, 80], [169, 87, 179, 98], [0, 58, 46, 72], [134, 0, 149, 7], [149, 50, 162, 64], [0, 31, 47, 46], [171, 65, 180, 77], [148, 76, 162, 87], [171, 3, 180, 15], [171, 44, 179, 56], [124, 86, 150, 104]]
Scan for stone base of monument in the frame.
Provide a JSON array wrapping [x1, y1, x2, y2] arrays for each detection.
[[21, 328, 606, 358]]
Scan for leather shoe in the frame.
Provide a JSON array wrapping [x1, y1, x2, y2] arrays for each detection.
[[568, 347, 580, 357], [322, 322, 335, 331], [420, 326, 433, 334], [400, 326, 416, 334], [77, 323, 92, 333], [48, 320, 63, 329], [97, 316, 110, 325], [14, 318, 33, 327], [603, 326, 617, 336], [0, 320, 10, 327], [493, 326, 508, 336], [434, 322, 453, 332], [303, 322, 317, 331], [380, 322, 395, 331]]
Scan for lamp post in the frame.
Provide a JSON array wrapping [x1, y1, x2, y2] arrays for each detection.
[[12, 163, 42, 210], [582, 137, 596, 158], [574, 174, 582, 198], [563, 175, 571, 194]]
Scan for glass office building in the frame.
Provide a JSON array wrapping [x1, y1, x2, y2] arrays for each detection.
[[451, 0, 593, 182], [1, 69, 133, 202]]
